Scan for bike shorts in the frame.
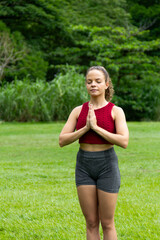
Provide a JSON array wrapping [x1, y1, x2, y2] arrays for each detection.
[[75, 147, 120, 193]]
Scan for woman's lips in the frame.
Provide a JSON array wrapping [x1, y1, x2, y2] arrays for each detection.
[[90, 89, 97, 92]]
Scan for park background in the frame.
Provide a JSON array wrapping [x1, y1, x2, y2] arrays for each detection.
[[0, 0, 160, 239]]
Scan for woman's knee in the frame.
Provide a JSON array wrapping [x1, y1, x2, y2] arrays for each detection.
[[86, 218, 99, 230], [101, 219, 115, 232]]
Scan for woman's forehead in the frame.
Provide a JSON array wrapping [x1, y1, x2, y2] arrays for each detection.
[[86, 70, 105, 79]]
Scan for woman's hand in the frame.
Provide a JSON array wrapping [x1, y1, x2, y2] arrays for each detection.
[[86, 110, 91, 131], [88, 104, 97, 130]]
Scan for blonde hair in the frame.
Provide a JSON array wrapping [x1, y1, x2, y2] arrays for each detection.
[[86, 66, 114, 101]]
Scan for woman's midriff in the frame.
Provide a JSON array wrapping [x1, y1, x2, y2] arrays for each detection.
[[79, 143, 113, 152]]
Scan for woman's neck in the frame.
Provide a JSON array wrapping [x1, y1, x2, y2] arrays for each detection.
[[89, 96, 108, 109]]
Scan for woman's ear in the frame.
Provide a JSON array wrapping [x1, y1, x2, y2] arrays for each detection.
[[105, 81, 109, 89]]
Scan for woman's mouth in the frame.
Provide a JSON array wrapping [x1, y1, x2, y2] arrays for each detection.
[[91, 89, 97, 92]]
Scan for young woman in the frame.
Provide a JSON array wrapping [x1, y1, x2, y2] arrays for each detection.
[[59, 66, 129, 240]]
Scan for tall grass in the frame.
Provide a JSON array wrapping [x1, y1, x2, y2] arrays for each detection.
[[0, 77, 55, 121], [0, 69, 89, 122], [0, 68, 160, 121], [52, 69, 88, 120]]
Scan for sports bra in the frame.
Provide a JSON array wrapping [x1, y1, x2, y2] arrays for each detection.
[[76, 101, 116, 144]]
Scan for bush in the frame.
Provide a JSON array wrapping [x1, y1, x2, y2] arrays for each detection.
[[0, 68, 89, 122], [0, 66, 159, 122], [0, 77, 54, 122], [54, 25, 160, 121], [52, 67, 89, 120]]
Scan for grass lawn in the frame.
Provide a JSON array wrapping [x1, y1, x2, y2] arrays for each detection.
[[0, 122, 159, 239]]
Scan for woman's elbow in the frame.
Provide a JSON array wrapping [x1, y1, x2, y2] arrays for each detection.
[[122, 143, 128, 149], [59, 136, 65, 147], [122, 139, 129, 149], [59, 141, 63, 147]]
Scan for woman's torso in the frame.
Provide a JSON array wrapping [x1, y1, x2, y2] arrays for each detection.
[[75, 103, 116, 152], [79, 143, 113, 151]]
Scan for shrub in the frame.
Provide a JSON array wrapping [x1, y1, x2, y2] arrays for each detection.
[[51, 67, 89, 120], [0, 77, 54, 122], [0, 68, 89, 122]]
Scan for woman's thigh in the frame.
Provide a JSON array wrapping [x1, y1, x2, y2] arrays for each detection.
[[98, 189, 118, 223], [77, 185, 99, 223]]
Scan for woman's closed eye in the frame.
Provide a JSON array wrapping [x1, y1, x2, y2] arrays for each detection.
[[87, 80, 101, 84]]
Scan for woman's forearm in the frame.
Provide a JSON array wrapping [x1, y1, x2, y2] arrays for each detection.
[[94, 126, 129, 149], [59, 126, 88, 147]]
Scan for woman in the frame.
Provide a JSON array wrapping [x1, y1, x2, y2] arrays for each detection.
[[59, 66, 129, 240]]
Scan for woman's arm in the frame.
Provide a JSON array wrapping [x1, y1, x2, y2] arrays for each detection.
[[89, 104, 129, 149], [59, 106, 89, 147]]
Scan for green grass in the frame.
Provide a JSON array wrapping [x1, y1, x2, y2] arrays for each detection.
[[0, 122, 160, 239]]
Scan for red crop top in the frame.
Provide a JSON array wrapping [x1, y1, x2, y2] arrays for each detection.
[[76, 102, 116, 144]]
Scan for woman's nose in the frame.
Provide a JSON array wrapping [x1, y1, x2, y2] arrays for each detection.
[[91, 81, 96, 86]]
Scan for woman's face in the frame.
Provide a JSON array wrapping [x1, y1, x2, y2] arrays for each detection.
[[86, 70, 108, 97]]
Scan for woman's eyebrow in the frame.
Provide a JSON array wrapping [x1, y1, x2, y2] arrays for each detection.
[[87, 78, 101, 81]]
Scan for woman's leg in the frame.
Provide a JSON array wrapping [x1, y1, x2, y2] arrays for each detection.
[[98, 190, 118, 240], [77, 185, 101, 240]]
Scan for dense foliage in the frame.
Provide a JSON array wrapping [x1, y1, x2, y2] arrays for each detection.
[[0, 69, 88, 121], [0, 67, 159, 122], [0, 0, 160, 121], [126, 0, 160, 40]]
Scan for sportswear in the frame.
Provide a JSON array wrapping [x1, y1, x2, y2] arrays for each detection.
[[76, 101, 116, 144], [75, 147, 120, 193]]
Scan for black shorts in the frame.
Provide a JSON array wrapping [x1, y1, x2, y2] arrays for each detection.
[[75, 147, 121, 193]]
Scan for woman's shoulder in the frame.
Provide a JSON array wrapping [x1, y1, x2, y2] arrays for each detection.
[[72, 102, 88, 118], [71, 105, 83, 118], [112, 104, 125, 120], [113, 105, 124, 112], [73, 102, 88, 112], [73, 105, 83, 112]]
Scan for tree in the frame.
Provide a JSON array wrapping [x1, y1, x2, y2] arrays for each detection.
[[61, 0, 131, 28], [126, 0, 160, 40], [53, 25, 160, 120], [0, 0, 72, 50], [0, 31, 25, 81], [0, 0, 133, 80]]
